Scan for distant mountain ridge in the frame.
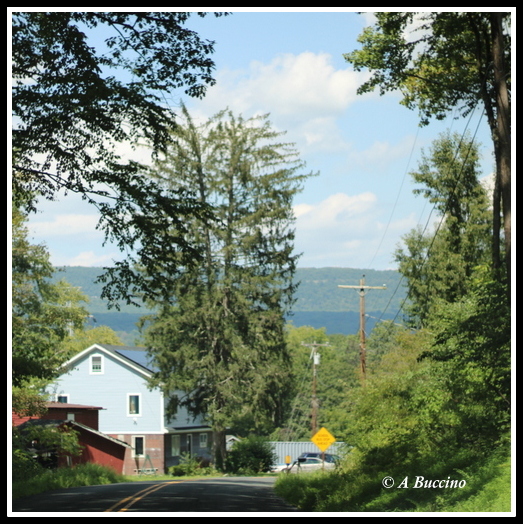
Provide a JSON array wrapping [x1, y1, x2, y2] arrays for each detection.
[[53, 266, 407, 338]]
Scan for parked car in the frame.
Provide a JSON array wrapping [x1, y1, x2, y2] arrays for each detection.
[[298, 452, 340, 464], [282, 456, 337, 473], [270, 463, 291, 473]]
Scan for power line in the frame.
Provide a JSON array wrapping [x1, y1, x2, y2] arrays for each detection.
[[379, 105, 486, 332], [365, 126, 421, 270]]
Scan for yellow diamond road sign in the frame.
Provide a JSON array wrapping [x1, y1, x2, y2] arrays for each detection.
[[311, 427, 336, 452]]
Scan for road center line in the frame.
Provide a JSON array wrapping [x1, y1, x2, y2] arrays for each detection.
[[105, 481, 182, 512]]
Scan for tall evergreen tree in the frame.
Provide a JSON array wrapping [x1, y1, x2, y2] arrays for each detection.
[[395, 131, 492, 326], [142, 107, 314, 465]]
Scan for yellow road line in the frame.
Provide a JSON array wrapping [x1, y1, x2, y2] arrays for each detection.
[[105, 481, 181, 512]]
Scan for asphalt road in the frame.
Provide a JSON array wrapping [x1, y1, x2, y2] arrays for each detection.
[[11, 476, 299, 513]]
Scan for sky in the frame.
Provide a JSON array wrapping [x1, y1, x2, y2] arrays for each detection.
[[21, 9, 498, 272]]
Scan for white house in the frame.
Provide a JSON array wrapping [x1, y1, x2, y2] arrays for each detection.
[[49, 344, 213, 475]]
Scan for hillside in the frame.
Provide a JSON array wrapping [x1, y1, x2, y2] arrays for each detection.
[[53, 266, 407, 339]]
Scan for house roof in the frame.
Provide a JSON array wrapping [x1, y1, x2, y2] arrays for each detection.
[[12, 402, 104, 427], [109, 345, 157, 372], [17, 418, 131, 448], [46, 402, 103, 411], [67, 420, 132, 448], [62, 343, 156, 376], [169, 425, 212, 433]]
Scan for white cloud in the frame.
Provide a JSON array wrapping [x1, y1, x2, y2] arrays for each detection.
[[245, 52, 362, 117], [294, 192, 377, 229], [293, 192, 378, 266], [293, 192, 421, 269], [205, 52, 365, 115], [30, 214, 101, 238], [63, 251, 119, 268], [377, 212, 419, 234], [190, 51, 372, 153], [293, 202, 315, 218], [349, 135, 417, 172]]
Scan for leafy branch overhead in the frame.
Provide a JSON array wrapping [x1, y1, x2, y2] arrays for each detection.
[[12, 12, 228, 306], [345, 12, 511, 284]]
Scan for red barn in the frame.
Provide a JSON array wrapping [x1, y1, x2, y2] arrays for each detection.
[[13, 402, 131, 474]]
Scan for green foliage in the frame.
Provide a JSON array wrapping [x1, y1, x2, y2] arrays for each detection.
[[12, 208, 90, 388], [395, 131, 492, 327], [275, 271, 511, 512], [421, 271, 511, 445], [144, 107, 314, 448], [365, 320, 405, 368], [445, 453, 511, 512], [12, 463, 126, 500], [344, 12, 510, 126], [11, 384, 49, 419], [12, 12, 229, 308], [282, 324, 360, 440], [226, 436, 277, 474], [168, 453, 205, 477], [12, 447, 45, 483], [345, 11, 511, 283], [63, 325, 123, 356], [275, 430, 511, 512], [274, 470, 347, 511], [12, 423, 82, 483]]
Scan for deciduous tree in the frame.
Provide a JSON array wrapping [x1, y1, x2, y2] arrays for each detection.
[[12, 208, 90, 388], [345, 12, 511, 285]]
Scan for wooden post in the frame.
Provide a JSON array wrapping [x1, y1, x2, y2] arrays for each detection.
[[338, 275, 387, 382]]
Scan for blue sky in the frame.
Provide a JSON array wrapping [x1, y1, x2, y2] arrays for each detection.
[[23, 10, 497, 271]]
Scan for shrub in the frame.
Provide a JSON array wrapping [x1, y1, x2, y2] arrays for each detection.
[[168, 453, 207, 477], [226, 436, 277, 474], [12, 447, 44, 482]]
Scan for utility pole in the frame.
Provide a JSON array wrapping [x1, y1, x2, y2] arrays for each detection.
[[302, 342, 329, 436], [338, 275, 387, 382]]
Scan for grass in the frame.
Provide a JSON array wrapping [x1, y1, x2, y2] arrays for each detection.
[[12, 463, 127, 500], [274, 448, 512, 513]]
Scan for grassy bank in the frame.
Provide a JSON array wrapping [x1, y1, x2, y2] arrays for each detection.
[[12, 463, 127, 500], [274, 448, 511, 513]]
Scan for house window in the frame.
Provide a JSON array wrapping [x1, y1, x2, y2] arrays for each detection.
[[56, 394, 69, 403], [132, 436, 145, 457], [128, 394, 141, 416], [171, 435, 180, 457], [199, 433, 208, 449], [90, 355, 103, 374]]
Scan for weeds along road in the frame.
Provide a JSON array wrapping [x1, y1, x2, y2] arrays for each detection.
[[11, 476, 298, 513]]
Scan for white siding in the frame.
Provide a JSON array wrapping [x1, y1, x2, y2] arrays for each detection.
[[52, 349, 164, 434]]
